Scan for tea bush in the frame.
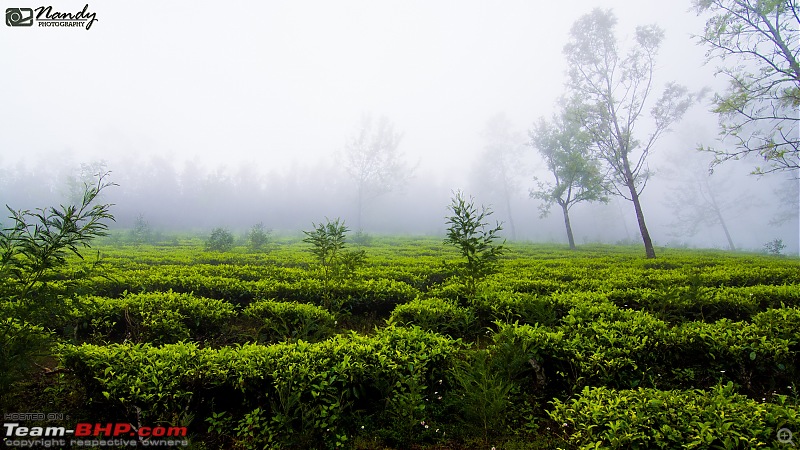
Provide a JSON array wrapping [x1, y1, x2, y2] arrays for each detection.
[[390, 297, 477, 339], [674, 318, 797, 393], [558, 304, 673, 389], [242, 299, 336, 343], [470, 291, 558, 328], [550, 383, 799, 449], [0, 318, 51, 404], [61, 325, 460, 448], [64, 291, 235, 344]]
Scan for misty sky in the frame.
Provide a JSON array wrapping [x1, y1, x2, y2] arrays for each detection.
[[1, 1, 797, 252], [2, 1, 713, 173]]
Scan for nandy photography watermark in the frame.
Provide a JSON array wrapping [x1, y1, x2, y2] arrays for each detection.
[[5, 4, 97, 30]]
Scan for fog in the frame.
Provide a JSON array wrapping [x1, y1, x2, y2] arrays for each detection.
[[1, 1, 798, 254]]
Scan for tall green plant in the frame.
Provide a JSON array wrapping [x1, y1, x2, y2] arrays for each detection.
[[0, 172, 115, 301], [444, 191, 505, 298], [448, 350, 513, 443], [302, 217, 364, 308]]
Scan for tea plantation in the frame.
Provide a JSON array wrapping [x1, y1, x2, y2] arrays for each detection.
[[2, 235, 798, 449]]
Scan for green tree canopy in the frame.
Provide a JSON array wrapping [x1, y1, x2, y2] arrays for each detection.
[[529, 103, 608, 250], [694, 0, 799, 175]]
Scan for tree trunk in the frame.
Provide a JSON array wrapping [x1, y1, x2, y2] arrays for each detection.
[[717, 213, 736, 251], [620, 151, 655, 258], [628, 184, 656, 258], [504, 191, 517, 241], [561, 202, 576, 250], [706, 187, 736, 251], [356, 182, 363, 231]]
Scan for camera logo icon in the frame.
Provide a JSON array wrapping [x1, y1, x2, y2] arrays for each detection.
[[6, 8, 34, 26]]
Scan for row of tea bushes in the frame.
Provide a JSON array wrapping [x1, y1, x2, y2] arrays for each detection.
[[56, 272, 420, 314], [498, 254, 800, 292], [61, 292, 236, 345], [59, 318, 798, 449], [55, 287, 799, 398], [423, 280, 799, 327], [55, 293, 343, 346], [61, 326, 459, 449], [52, 242, 799, 309], [242, 299, 336, 343], [550, 383, 798, 449], [605, 283, 800, 323], [488, 305, 799, 396]]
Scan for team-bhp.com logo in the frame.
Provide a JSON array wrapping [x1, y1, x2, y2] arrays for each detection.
[[6, 4, 97, 30], [3, 422, 189, 447]]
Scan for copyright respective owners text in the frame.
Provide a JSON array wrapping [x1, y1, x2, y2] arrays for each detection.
[[5, 4, 98, 30], [3, 413, 188, 448]]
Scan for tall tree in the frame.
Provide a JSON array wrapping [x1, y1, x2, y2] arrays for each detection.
[[564, 9, 698, 258], [529, 105, 608, 250], [471, 113, 525, 240], [694, 0, 799, 175], [343, 114, 413, 230]]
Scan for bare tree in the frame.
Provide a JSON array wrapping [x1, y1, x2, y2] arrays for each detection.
[[694, 0, 799, 175], [343, 114, 413, 231], [471, 113, 525, 240], [770, 173, 800, 226], [563, 9, 699, 258], [664, 149, 752, 251], [529, 104, 608, 250]]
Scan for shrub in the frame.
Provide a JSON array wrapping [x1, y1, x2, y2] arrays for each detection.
[[558, 305, 672, 389], [751, 307, 800, 343], [247, 222, 271, 251], [66, 292, 236, 345], [0, 174, 113, 406], [61, 341, 206, 425], [490, 305, 676, 392], [550, 383, 799, 449], [489, 323, 570, 397], [674, 318, 797, 393], [242, 300, 336, 343], [447, 350, 513, 444], [129, 213, 152, 245], [763, 238, 786, 256], [390, 297, 477, 339], [351, 230, 374, 246], [0, 318, 51, 405], [206, 227, 234, 252], [471, 291, 558, 328], [337, 278, 420, 317]]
